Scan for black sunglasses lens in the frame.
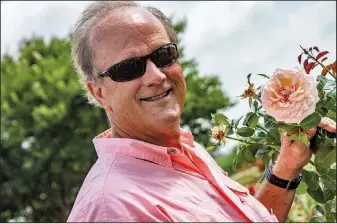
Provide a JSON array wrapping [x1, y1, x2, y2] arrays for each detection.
[[109, 59, 146, 82], [102, 43, 178, 82], [152, 44, 178, 67]]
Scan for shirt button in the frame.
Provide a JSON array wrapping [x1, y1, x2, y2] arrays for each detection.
[[167, 148, 177, 155]]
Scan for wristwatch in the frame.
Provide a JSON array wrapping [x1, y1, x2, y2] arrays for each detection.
[[264, 165, 302, 190]]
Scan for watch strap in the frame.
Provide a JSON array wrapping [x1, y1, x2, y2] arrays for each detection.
[[265, 165, 302, 190]]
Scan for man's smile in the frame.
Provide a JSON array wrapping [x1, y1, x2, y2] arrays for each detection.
[[140, 89, 172, 102]]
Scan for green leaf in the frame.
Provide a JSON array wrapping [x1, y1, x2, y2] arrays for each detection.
[[302, 169, 319, 190], [227, 126, 234, 135], [317, 76, 328, 93], [257, 73, 270, 79], [325, 199, 336, 220], [309, 216, 326, 223], [247, 73, 252, 85], [232, 147, 244, 171], [319, 167, 336, 190], [212, 113, 230, 126], [300, 112, 321, 130], [326, 90, 336, 101], [315, 148, 336, 168], [316, 105, 329, 117], [296, 181, 308, 195], [242, 147, 255, 163], [232, 157, 238, 171], [262, 153, 271, 168], [255, 146, 272, 157], [327, 110, 336, 120], [251, 131, 267, 142], [307, 186, 325, 203], [307, 184, 335, 204], [266, 129, 281, 145], [289, 132, 309, 147], [237, 127, 255, 137], [310, 129, 335, 154], [246, 143, 263, 157], [322, 187, 335, 203], [253, 100, 259, 112], [243, 112, 259, 128], [243, 112, 254, 125], [277, 122, 298, 133], [325, 94, 336, 111], [315, 92, 336, 117], [206, 145, 217, 152], [313, 205, 325, 216], [263, 114, 278, 129]]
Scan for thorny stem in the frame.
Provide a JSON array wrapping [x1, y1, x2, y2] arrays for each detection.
[[300, 45, 336, 80]]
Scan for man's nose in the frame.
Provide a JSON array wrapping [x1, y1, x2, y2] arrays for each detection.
[[141, 59, 166, 86]]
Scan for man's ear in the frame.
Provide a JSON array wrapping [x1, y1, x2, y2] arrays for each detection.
[[86, 80, 105, 107]]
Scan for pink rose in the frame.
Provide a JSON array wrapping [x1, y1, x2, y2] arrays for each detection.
[[261, 67, 319, 124]]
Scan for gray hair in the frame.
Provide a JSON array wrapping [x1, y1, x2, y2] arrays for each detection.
[[71, 1, 178, 106]]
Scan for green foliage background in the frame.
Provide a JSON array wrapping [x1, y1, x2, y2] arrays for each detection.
[[0, 18, 233, 222]]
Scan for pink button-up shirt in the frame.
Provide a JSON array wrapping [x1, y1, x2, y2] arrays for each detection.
[[67, 129, 278, 222]]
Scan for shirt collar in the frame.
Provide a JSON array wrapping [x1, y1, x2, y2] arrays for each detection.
[[92, 128, 195, 168]]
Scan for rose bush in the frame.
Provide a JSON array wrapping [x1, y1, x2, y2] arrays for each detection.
[[208, 45, 336, 222]]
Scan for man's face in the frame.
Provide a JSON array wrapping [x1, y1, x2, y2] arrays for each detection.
[[88, 7, 186, 139]]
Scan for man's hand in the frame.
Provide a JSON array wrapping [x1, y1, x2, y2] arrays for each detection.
[[273, 117, 336, 180], [257, 117, 336, 222]]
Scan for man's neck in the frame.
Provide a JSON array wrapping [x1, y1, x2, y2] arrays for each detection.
[[110, 124, 183, 150]]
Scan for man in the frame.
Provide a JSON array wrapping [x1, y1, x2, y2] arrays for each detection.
[[67, 1, 336, 222]]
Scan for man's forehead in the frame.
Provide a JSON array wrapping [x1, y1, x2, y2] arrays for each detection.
[[91, 7, 164, 37], [89, 6, 169, 71]]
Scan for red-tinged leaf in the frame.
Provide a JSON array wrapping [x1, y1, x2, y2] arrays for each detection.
[[313, 46, 319, 52], [303, 58, 309, 70], [321, 68, 328, 76], [327, 61, 336, 75], [321, 57, 328, 63], [316, 51, 329, 60], [305, 62, 315, 74], [298, 54, 302, 64]]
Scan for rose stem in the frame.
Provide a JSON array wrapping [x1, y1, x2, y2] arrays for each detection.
[[257, 124, 268, 133], [225, 135, 277, 148]]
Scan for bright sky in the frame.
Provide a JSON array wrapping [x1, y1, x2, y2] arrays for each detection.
[[1, 1, 336, 153]]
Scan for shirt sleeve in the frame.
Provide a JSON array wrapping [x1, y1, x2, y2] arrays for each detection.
[[67, 202, 85, 222]]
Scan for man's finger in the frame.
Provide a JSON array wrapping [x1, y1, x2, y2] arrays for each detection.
[[304, 127, 317, 140], [318, 117, 336, 133]]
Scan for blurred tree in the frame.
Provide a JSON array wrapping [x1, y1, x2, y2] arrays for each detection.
[[0, 18, 233, 222]]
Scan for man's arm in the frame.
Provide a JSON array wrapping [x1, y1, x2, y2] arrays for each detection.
[[256, 164, 299, 222], [256, 117, 336, 222]]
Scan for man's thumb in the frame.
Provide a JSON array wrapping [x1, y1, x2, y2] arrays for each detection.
[[280, 132, 292, 148]]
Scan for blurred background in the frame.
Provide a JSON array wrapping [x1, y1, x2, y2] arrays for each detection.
[[1, 1, 336, 222]]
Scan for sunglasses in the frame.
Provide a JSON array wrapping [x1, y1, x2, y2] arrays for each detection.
[[98, 43, 179, 82]]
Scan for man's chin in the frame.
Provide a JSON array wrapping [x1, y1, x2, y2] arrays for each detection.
[[151, 108, 181, 125]]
